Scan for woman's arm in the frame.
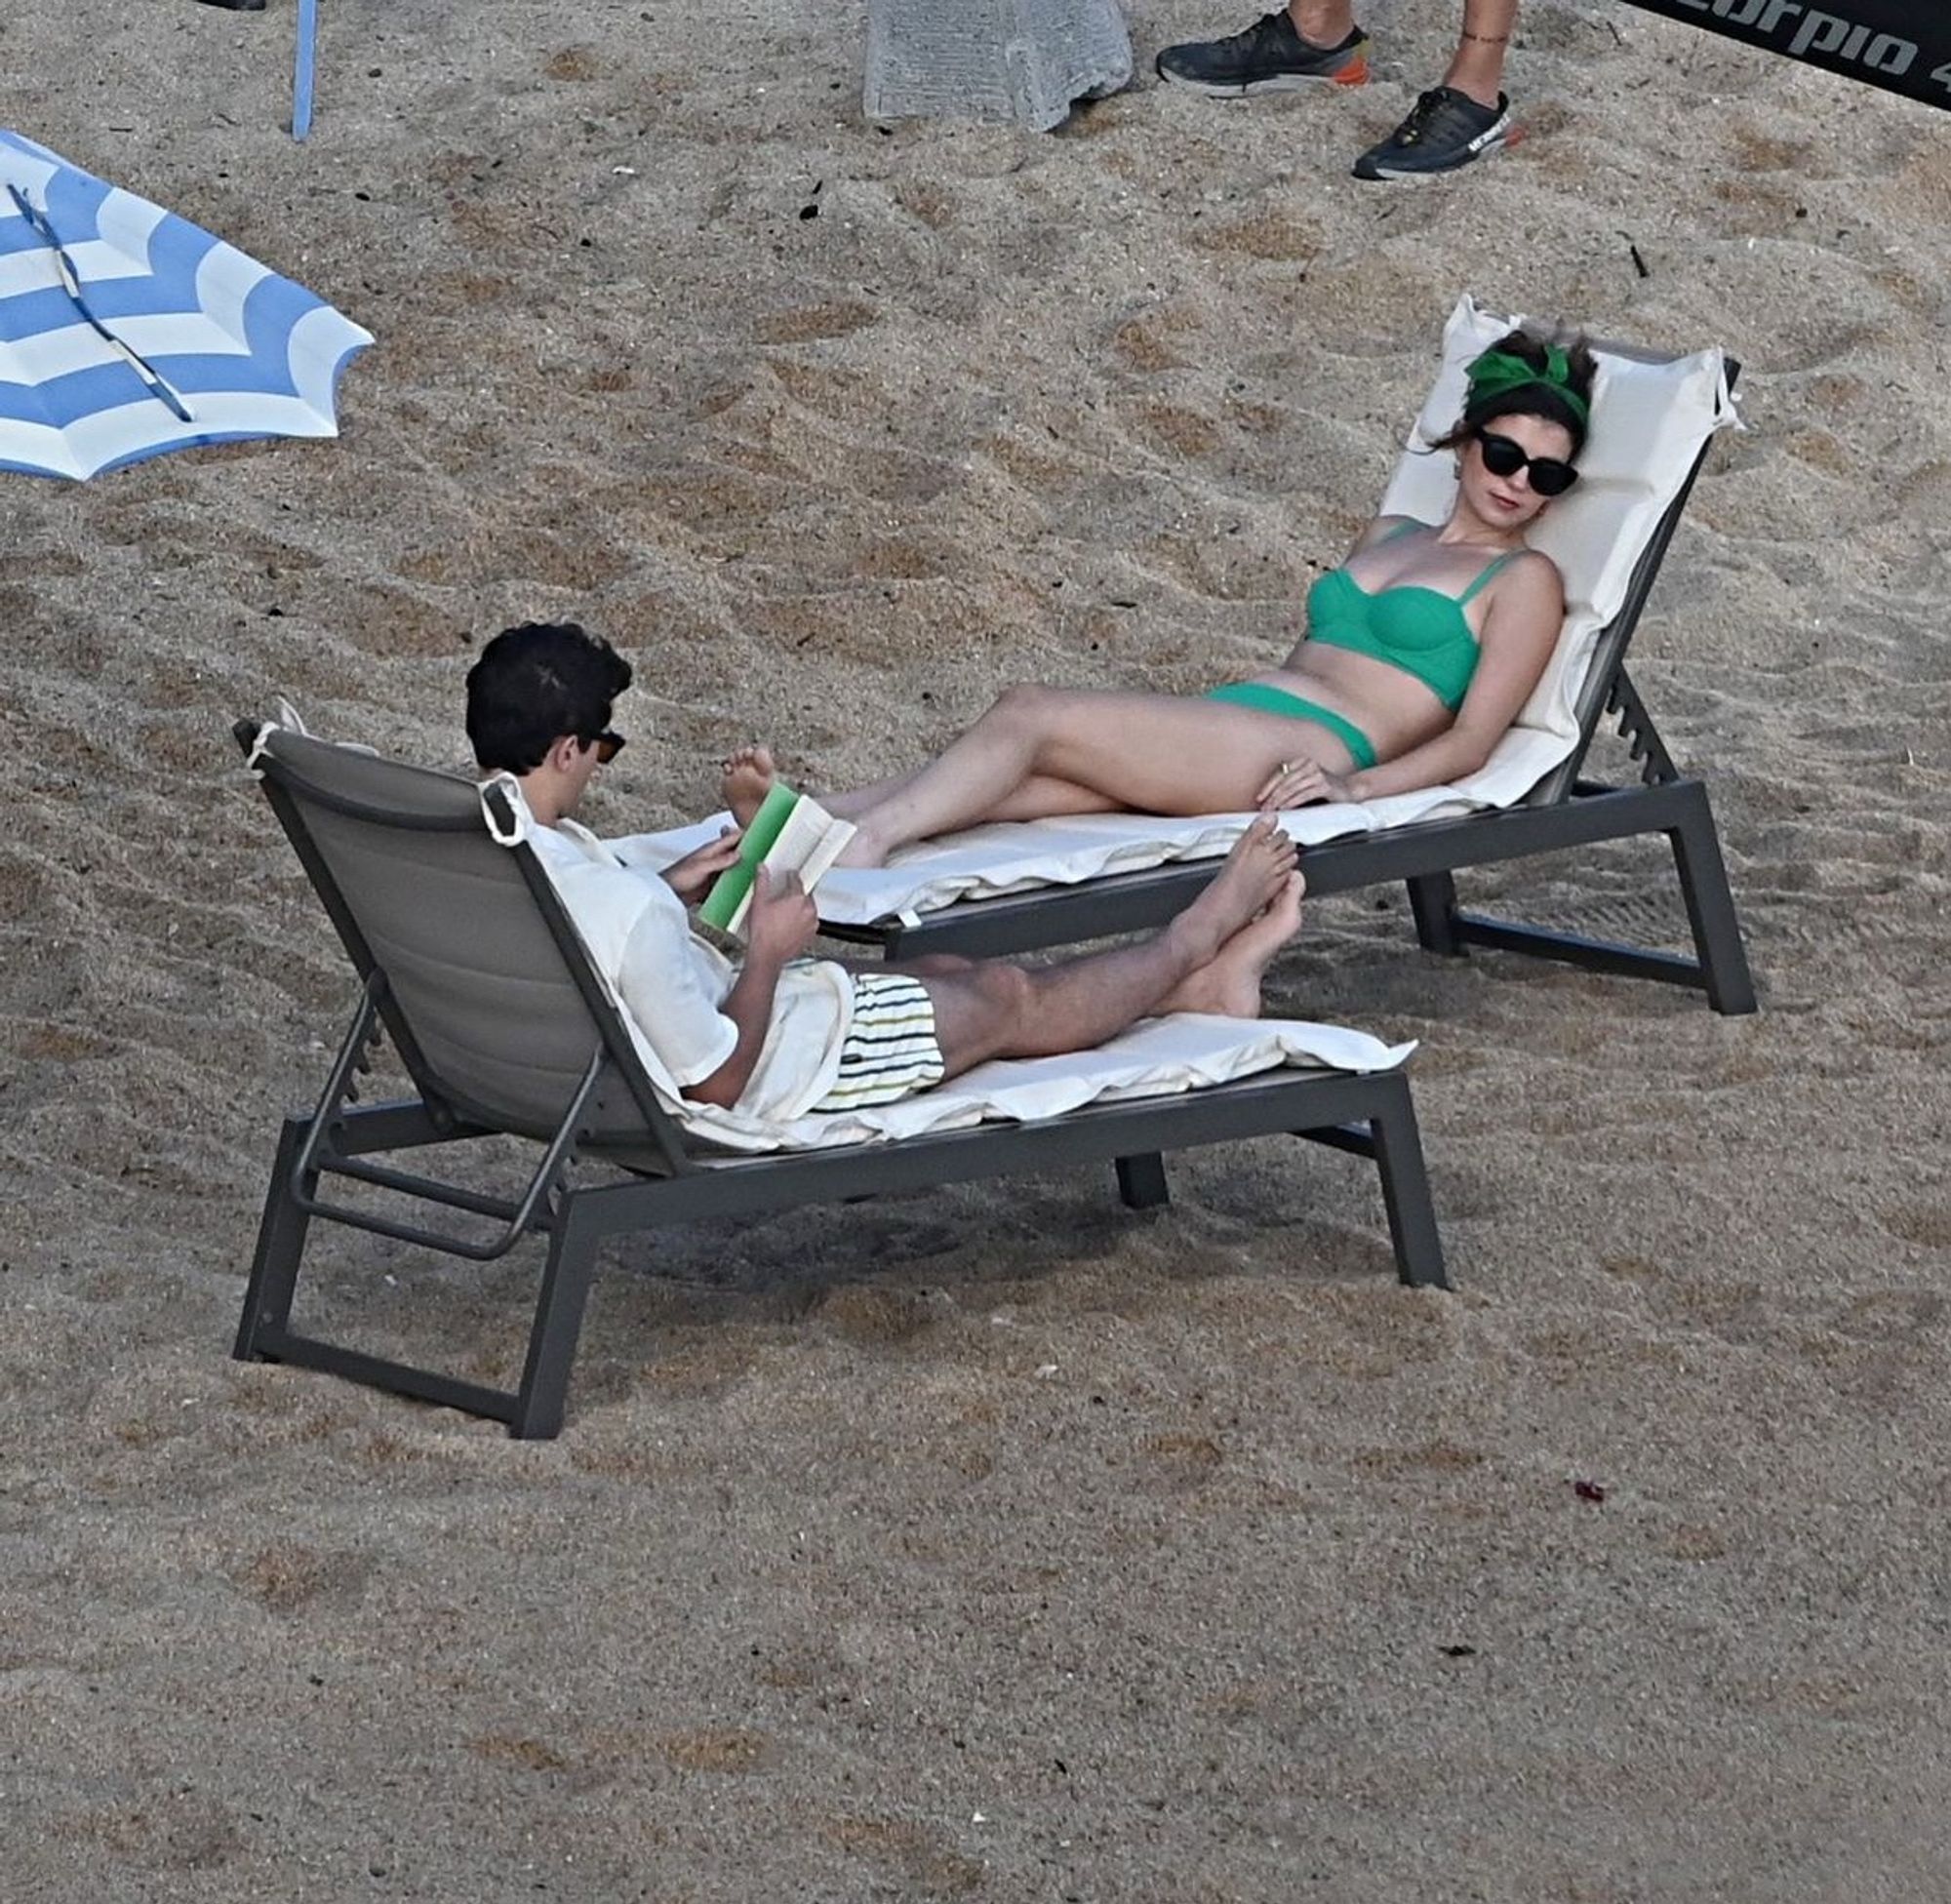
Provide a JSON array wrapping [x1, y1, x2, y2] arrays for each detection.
[[1276, 553, 1566, 807]]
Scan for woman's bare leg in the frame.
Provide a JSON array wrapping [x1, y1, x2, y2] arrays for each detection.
[[967, 775, 1123, 822], [722, 747, 918, 827], [722, 745, 1117, 832], [832, 687, 1352, 867]]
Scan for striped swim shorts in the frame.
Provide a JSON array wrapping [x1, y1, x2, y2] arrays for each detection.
[[812, 971, 946, 1113]]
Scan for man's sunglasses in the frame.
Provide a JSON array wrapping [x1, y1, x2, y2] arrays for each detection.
[[1476, 430, 1578, 498], [585, 730, 626, 764]]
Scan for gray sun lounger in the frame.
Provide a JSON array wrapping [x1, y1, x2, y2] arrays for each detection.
[[230, 722, 1447, 1439], [822, 351, 1756, 1017]]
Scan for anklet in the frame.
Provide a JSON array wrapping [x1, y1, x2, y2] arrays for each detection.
[[1459, 30, 1510, 46]]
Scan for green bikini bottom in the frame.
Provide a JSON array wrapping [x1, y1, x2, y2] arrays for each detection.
[[1205, 682, 1379, 771]]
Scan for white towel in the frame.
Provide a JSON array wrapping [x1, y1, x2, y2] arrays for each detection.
[[620, 754, 1590, 927], [660, 1012, 1414, 1155]]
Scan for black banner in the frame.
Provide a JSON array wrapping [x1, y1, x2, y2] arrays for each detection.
[[1617, 0, 1951, 112]]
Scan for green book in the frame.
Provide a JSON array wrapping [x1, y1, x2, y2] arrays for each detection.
[[697, 781, 858, 937]]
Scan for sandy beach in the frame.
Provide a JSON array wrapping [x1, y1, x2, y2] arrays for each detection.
[[3, 0, 1949, 1895]]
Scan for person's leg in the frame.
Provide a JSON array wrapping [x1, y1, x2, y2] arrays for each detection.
[[1156, 0, 1369, 95], [1351, 0, 1518, 179], [723, 745, 915, 827], [834, 686, 1353, 867], [1440, 0, 1517, 108], [980, 775, 1125, 822], [1156, 870, 1305, 1019], [724, 744, 1118, 832], [1289, 1, 1355, 47], [908, 819, 1301, 1078]]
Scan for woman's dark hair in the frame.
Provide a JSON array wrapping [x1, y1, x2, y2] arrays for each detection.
[[1429, 327, 1598, 459], [465, 621, 632, 773]]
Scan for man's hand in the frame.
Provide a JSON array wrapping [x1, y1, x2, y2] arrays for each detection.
[[659, 826, 743, 904], [1256, 758, 1355, 810], [744, 866, 818, 966], [683, 864, 810, 1111]]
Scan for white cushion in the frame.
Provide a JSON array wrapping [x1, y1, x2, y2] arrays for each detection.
[[667, 1012, 1414, 1154]]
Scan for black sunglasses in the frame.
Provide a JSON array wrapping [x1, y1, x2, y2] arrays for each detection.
[[584, 730, 626, 764], [1476, 430, 1578, 497]]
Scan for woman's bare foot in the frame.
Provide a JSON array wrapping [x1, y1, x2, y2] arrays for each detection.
[[1169, 817, 1298, 965], [833, 820, 893, 870], [721, 745, 776, 829], [1161, 872, 1306, 1018]]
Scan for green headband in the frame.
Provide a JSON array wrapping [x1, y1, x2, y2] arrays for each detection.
[[1464, 344, 1590, 427]]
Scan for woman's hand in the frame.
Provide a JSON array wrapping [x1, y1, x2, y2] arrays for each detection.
[[1256, 758, 1354, 810], [659, 826, 743, 903]]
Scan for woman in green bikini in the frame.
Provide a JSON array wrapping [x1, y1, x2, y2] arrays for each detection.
[[726, 329, 1596, 870]]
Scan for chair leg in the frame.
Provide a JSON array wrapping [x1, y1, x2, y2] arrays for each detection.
[[1115, 1153, 1170, 1210], [1367, 1076, 1450, 1289], [234, 1114, 317, 1360], [1406, 872, 1463, 956], [1668, 786, 1758, 1016], [508, 1196, 603, 1441]]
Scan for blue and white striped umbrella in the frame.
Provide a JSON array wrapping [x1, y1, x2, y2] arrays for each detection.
[[0, 130, 373, 481]]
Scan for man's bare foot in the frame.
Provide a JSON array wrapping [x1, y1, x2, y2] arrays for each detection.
[[1170, 816, 1298, 965], [1161, 872, 1306, 1018], [721, 745, 776, 829]]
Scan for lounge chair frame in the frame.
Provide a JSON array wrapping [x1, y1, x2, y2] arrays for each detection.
[[233, 724, 1447, 1440], [823, 357, 1757, 1017]]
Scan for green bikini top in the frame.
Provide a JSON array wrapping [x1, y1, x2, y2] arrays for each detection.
[[1305, 522, 1517, 711]]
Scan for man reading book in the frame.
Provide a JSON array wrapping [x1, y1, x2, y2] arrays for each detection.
[[465, 622, 1307, 1124]]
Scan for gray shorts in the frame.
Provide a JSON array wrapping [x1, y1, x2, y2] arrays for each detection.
[[811, 972, 946, 1113]]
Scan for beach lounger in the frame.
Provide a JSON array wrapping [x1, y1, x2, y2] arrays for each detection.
[[782, 299, 1757, 1013], [230, 721, 1444, 1440]]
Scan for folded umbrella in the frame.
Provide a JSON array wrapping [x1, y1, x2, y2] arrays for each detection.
[[0, 129, 372, 480]]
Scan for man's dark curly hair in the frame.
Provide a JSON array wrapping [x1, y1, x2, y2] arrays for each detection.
[[464, 621, 632, 774]]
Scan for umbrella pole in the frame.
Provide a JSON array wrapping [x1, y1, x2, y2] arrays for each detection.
[[294, 0, 319, 140]]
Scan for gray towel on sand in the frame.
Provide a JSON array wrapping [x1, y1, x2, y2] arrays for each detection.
[[864, 0, 1134, 132]]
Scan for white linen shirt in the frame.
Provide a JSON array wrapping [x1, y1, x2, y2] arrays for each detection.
[[526, 816, 856, 1123]]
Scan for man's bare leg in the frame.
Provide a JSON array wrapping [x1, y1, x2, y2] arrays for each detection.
[[1158, 872, 1306, 1019], [913, 818, 1298, 1077]]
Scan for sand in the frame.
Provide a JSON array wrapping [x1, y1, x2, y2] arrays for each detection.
[[3, 0, 1949, 1896]]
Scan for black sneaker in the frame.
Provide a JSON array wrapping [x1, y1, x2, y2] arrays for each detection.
[[1352, 86, 1515, 179], [1156, 12, 1371, 97]]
